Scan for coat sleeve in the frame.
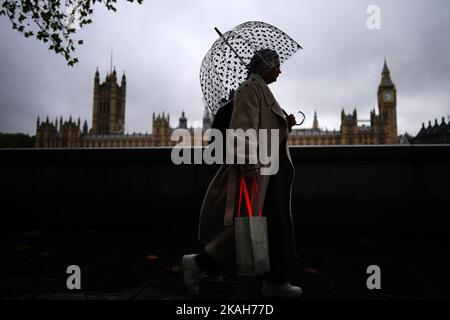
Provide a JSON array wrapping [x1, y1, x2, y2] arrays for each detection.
[[228, 82, 261, 173]]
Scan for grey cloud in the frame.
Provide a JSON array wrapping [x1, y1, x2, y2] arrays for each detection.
[[1, 0, 449, 137]]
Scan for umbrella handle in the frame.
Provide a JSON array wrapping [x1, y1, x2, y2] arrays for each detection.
[[283, 109, 306, 126]]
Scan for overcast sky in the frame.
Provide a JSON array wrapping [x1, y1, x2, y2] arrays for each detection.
[[1, 0, 449, 136]]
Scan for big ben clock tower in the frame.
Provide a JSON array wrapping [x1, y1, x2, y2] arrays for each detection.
[[377, 58, 398, 144]]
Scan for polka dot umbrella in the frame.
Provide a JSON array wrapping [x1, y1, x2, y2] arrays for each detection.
[[200, 21, 303, 116]]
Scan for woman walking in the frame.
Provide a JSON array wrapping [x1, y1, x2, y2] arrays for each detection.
[[183, 49, 301, 298]]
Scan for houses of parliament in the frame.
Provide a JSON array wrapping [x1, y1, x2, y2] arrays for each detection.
[[35, 59, 399, 148]]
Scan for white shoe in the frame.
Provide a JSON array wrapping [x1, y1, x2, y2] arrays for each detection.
[[182, 254, 207, 296], [262, 281, 303, 298]]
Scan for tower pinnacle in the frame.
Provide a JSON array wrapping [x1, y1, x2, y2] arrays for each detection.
[[313, 110, 319, 129]]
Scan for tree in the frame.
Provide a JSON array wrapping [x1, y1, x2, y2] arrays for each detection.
[[0, 133, 35, 148], [0, 0, 143, 66]]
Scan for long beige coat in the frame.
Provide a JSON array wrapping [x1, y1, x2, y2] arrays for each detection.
[[198, 73, 298, 259]]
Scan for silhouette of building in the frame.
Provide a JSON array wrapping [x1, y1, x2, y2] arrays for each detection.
[[91, 67, 126, 135], [178, 111, 188, 129], [289, 59, 399, 145], [398, 132, 413, 144], [36, 58, 399, 148], [36, 67, 210, 148], [412, 117, 450, 144]]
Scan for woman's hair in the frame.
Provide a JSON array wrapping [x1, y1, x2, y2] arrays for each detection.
[[247, 49, 279, 78]]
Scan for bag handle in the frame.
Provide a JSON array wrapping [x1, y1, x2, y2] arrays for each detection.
[[237, 176, 262, 218]]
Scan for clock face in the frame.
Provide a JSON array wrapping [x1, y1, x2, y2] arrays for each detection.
[[384, 91, 393, 102]]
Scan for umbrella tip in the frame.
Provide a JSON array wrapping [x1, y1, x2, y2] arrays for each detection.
[[214, 27, 223, 37]]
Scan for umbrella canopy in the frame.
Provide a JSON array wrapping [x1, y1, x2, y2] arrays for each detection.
[[200, 21, 302, 115]]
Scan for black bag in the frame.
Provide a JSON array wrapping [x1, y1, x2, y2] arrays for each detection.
[[211, 99, 233, 137], [210, 97, 234, 159]]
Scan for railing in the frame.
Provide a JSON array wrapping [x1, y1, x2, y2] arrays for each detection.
[[1, 145, 449, 234]]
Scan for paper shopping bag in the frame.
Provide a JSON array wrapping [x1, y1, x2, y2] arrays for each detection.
[[234, 176, 270, 276]]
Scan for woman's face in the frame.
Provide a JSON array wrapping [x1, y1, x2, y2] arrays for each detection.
[[262, 59, 281, 84]]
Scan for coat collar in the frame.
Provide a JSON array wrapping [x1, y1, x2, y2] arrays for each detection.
[[249, 73, 275, 105], [248, 73, 285, 120]]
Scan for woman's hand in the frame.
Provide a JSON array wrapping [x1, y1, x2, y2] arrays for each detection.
[[287, 114, 297, 129]]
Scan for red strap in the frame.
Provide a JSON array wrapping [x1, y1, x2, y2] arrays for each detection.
[[237, 176, 261, 218]]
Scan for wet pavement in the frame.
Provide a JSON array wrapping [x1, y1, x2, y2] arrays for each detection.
[[1, 225, 449, 300]]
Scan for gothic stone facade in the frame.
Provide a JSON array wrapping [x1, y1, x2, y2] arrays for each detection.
[[36, 59, 399, 148], [35, 69, 210, 148], [412, 117, 450, 144], [288, 59, 398, 145]]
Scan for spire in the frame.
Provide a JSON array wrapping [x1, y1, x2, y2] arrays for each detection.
[[312, 110, 319, 129], [83, 120, 88, 134], [382, 55, 390, 75], [37, 116, 40, 125], [380, 56, 394, 87], [111, 66, 117, 80], [178, 110, 188, 129], [94, 68, 100, 84]]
